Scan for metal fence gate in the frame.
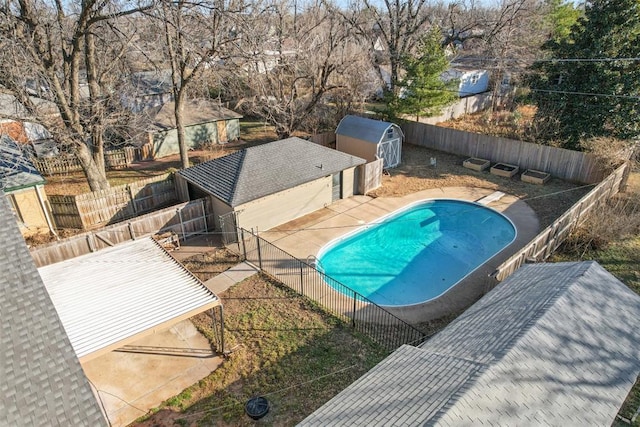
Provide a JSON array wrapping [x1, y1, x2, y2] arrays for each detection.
[[219, 211, 239, 246]]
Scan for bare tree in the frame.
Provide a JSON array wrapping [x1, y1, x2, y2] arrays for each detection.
[[339, 0, 541, 99], [0, 0, 151, 191], [231, 0, 362, 139], [152, 0, 244, 169], [338, 0, 433, 96]]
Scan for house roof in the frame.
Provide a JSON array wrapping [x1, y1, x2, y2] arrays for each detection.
[[0, 191, 107, 426], [149, 99, 242, 131], [37, 237, 220, 361], [130, 69, 174, 96], [301, 261, 640, 426], [335, 115, 401, 145], [0, 134, 45, 192], [178, 137, 366, 207]]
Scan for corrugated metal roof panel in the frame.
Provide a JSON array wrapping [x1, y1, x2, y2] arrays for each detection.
[[335, 115, 398, 144], [37, 237, 220, 360]]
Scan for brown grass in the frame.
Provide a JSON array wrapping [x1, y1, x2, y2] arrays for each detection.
[[437, 105, 537, 142], [371, 143, 592, 228], [135, 274, 388, 426]]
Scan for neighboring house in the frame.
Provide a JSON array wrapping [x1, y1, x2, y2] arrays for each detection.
[[0, 135, 56, 235], [370, 65, 489, 99], [0, 93, 59, 157], [175, 137, 366, 231], [0, 190, 107, 426], [141, 99, 242, 159], [336, 115, 403, 169], [122, 69, 174, 113], [442, 67, 490, 97], [37, 237, 222, 363], [302, 261, 640, 426]]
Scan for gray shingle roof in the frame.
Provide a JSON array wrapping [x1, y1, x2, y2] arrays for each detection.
[[336, 115, 400, 144], [150, 99, 242, 131], [178, 137, 366, 207], [300, 261, 640, 426], [0, 191, 107, 426], [0, 135, 45, 192]]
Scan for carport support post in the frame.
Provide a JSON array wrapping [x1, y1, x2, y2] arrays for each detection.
[[218, 305, 225, 355]]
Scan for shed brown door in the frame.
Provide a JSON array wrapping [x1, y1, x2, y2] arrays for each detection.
[[216, 121, 228, 143]]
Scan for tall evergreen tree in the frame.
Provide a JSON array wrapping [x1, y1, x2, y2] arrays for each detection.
[[386, 28, 458, 121], [530, 0, 640, 149], [543, 0, 582, 44]]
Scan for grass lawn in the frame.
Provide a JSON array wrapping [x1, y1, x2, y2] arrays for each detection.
[[135, 272, 388, 426]]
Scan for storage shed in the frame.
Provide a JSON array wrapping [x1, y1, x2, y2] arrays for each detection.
[[336, 115, 403, 169], [142, 99, 242, 159], [176, 137, 365, 232]]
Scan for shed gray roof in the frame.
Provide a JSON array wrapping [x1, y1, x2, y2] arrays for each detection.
[[150, 99, 242, 131], [178, 137, 366, 207], [335, 115, 401, 144], [0, 135, 45, 192], [301, 261, 640, 426], [0, 191, 107, 426]]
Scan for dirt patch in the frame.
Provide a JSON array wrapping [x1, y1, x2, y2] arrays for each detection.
[[181, 248, 241, 282], [371, 143, 592, 228]]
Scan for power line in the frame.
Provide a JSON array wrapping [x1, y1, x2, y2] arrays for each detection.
[[529, 88, 640, 101], [453, 56, 640, 65]]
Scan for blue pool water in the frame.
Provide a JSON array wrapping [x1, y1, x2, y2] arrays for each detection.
[[318, 199, 516, 306]]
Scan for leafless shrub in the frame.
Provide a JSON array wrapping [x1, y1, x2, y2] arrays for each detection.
[[560, 193, 640, 256], [580, 137, 634, 174]]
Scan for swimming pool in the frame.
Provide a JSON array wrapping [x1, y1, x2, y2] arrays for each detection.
[[318, 199, 516, 306]]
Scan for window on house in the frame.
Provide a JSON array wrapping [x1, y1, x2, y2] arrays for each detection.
[[386, 128, 394, 139], [470, 74, 479, 85]]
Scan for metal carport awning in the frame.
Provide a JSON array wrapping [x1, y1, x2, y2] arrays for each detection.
[[37, 237, 221, 363]]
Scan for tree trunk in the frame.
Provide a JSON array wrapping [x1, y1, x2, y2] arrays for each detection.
[[75, 143, 110, 191], [174, 89, 190, 169]]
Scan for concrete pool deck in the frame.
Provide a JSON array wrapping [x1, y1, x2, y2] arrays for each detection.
[[258, 187, 539, 323]]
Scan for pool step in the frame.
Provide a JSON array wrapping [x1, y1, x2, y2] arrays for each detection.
[[476, 191, 506, 206]]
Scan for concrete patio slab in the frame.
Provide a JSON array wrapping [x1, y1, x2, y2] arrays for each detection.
[[203, 261, 258, 294], [82, 320, 222, 427]]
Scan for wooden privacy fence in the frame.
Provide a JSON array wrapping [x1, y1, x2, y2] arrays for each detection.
[[32, 147, 136, 176], [49, 173, 177, 229], [31, 198, 211, 267], [493, 163, 629, 281], [358, 159, 383, 194], [308, 132, 336, 147], [402, 121, 606, 184]]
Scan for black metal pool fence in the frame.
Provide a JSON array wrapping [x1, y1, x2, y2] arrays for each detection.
[[226, 227, 427, 352]]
